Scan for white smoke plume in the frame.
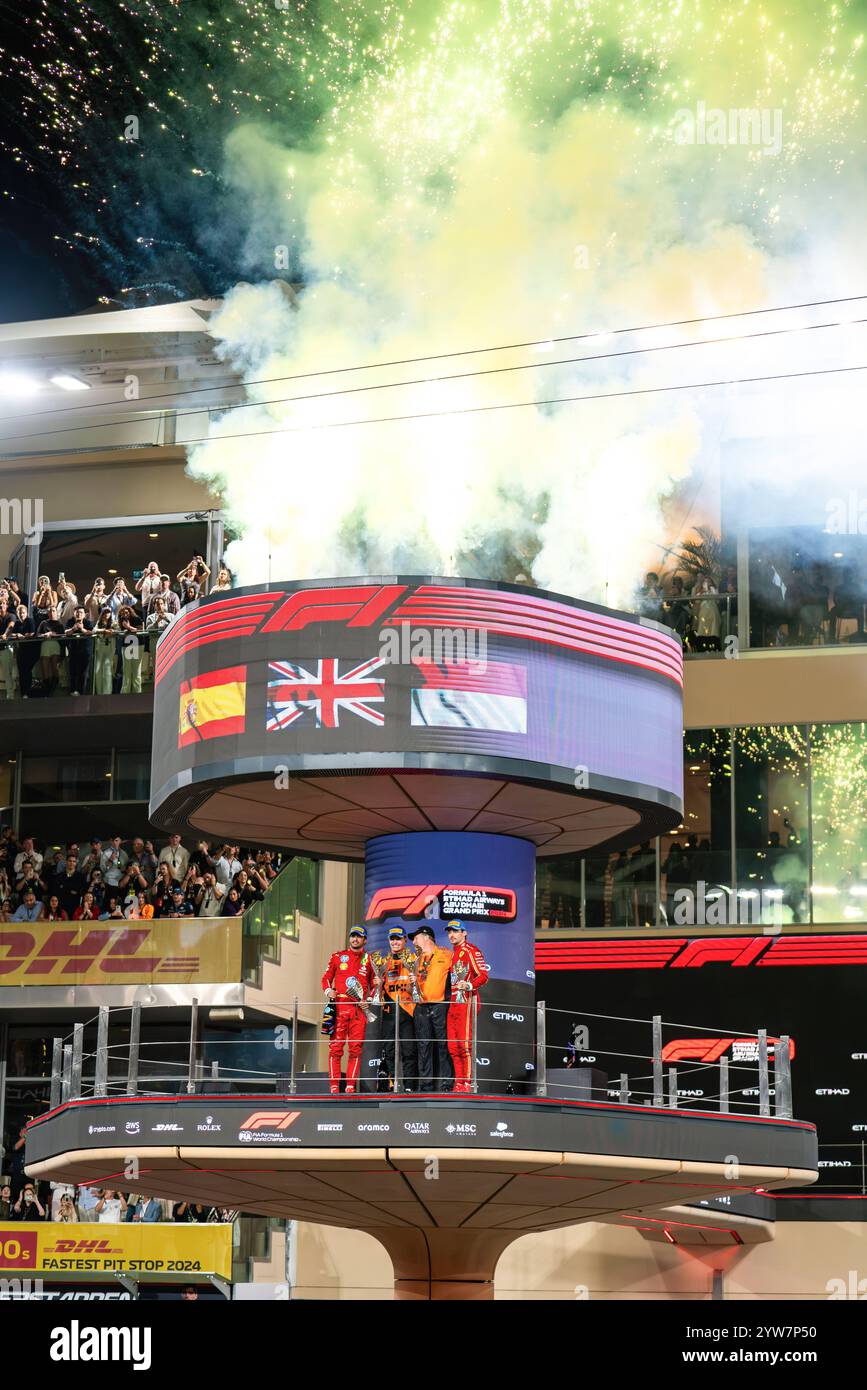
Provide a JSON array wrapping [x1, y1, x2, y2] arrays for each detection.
[[186, 5, 864, 607]]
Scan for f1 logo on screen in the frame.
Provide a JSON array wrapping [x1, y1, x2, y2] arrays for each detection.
[[238, 1111, 300, 1132], [367, 884, 518, 922]]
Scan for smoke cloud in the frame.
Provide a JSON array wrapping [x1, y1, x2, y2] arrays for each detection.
[[186, 1, 865, 606]]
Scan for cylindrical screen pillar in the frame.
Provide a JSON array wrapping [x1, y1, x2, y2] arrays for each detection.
[[362, 831, 536, 1095]]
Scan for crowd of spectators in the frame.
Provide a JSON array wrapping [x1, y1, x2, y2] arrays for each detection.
[[0, 1162, 234, 1224], [637, 568, 738, 652], [638, 554, 867, 651], [0, 828, 283, 922], [0, 556, 234, 699]]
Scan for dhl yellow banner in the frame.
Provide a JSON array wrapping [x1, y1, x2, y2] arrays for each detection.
[[0, 1222, 232, 1279], [0, 919, 241, 986]]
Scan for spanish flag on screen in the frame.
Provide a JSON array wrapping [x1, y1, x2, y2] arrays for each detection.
[[178, 665, 247, 748]]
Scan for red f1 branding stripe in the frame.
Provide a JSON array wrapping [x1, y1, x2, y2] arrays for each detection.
[[367, 885, 444, 920], [260, 584, 407, 634], [534, 934, 867, 970], [367, 885, 518, 921], [668, 937, 769, 969], [238, 1111, 300, 1131], [661, 1037, 796, 1063]]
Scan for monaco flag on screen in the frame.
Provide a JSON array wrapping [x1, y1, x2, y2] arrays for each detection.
[[410, 659, 527, 733], [178, 665, 247, 747]]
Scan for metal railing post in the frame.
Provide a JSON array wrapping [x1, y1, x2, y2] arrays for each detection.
[[619, 1073, 628, 1104], [127, 1002, 141, 1096], [71, 1023, 84, 1098], [186, 997, 199, 1095], [61, 1044, 72, 1103], [652, 1015, 663, 1107], [719, 1056, 729, 1112], [535, 1000, 547, 1097], [775, 1034, 792, 1119], [50, 1038, 63, 1110], [289, 996, 299, 1096], [757, 1029, 770, 1117], [668, 1066, 678, 1108], [94, 1005, 110, 1097], [470, 999, 478, 1094], [389, 999, 401, 1092]]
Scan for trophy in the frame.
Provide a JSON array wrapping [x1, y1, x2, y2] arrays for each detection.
[[369, 952, 388, 1005], [405, 950, 425, 1005], [452, 960, 470, 1002], [345, 976, 377, 1023]]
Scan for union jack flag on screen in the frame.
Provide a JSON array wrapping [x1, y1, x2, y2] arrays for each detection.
[[266, 657, 386, 730]]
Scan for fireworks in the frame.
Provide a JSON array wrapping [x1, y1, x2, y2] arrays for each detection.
[[1, 0, 863, 299]]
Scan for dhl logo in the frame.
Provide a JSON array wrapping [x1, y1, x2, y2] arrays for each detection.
[[0, 927, 192, 978], [43, 1239, 122, 1255], [662, 1037, 796, 1063], [238, 1111, 300, 1131]]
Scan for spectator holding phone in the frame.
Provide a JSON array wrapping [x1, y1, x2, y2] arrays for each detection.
[[73, 890, 99, 921], [32, 574, 57, 614], [83, 577, 106, 623], [64, 605, 94, 695], [177, 555, 211, 597], [135, 560, 163, 607], [13, 1182, 46, 1221]]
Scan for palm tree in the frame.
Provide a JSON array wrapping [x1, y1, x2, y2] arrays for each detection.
[[669, 527, 722, 590]]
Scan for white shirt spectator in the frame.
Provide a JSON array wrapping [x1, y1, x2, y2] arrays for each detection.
[[50, 1182, 77, 1221], [213, 852, 232, 888], [198, 881, 226, 916], [78, 1185, 100, 1217], [97, 1195, 125, 1223], [100, 843, 128, 886], [159, 840, 189, 882], [14, 844, 43, 875]]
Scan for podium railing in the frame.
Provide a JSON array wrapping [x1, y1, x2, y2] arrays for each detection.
[[48, 997, 797, 1121]]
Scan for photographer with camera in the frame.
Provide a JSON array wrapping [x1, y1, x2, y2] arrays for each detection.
[[12, 1181, 46, 1221], [135, 559, 163, 607], [191, 870, 226, 917], [177, 555, 211, 598]]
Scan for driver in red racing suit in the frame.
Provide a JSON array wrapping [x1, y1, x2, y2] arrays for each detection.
[[322, 925, 376, 1094], [445, 920, 489, 1094]]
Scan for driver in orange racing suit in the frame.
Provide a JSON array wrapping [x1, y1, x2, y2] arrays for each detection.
[[322, 925, 376, 1094], [445, 920, 489, 1094]]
